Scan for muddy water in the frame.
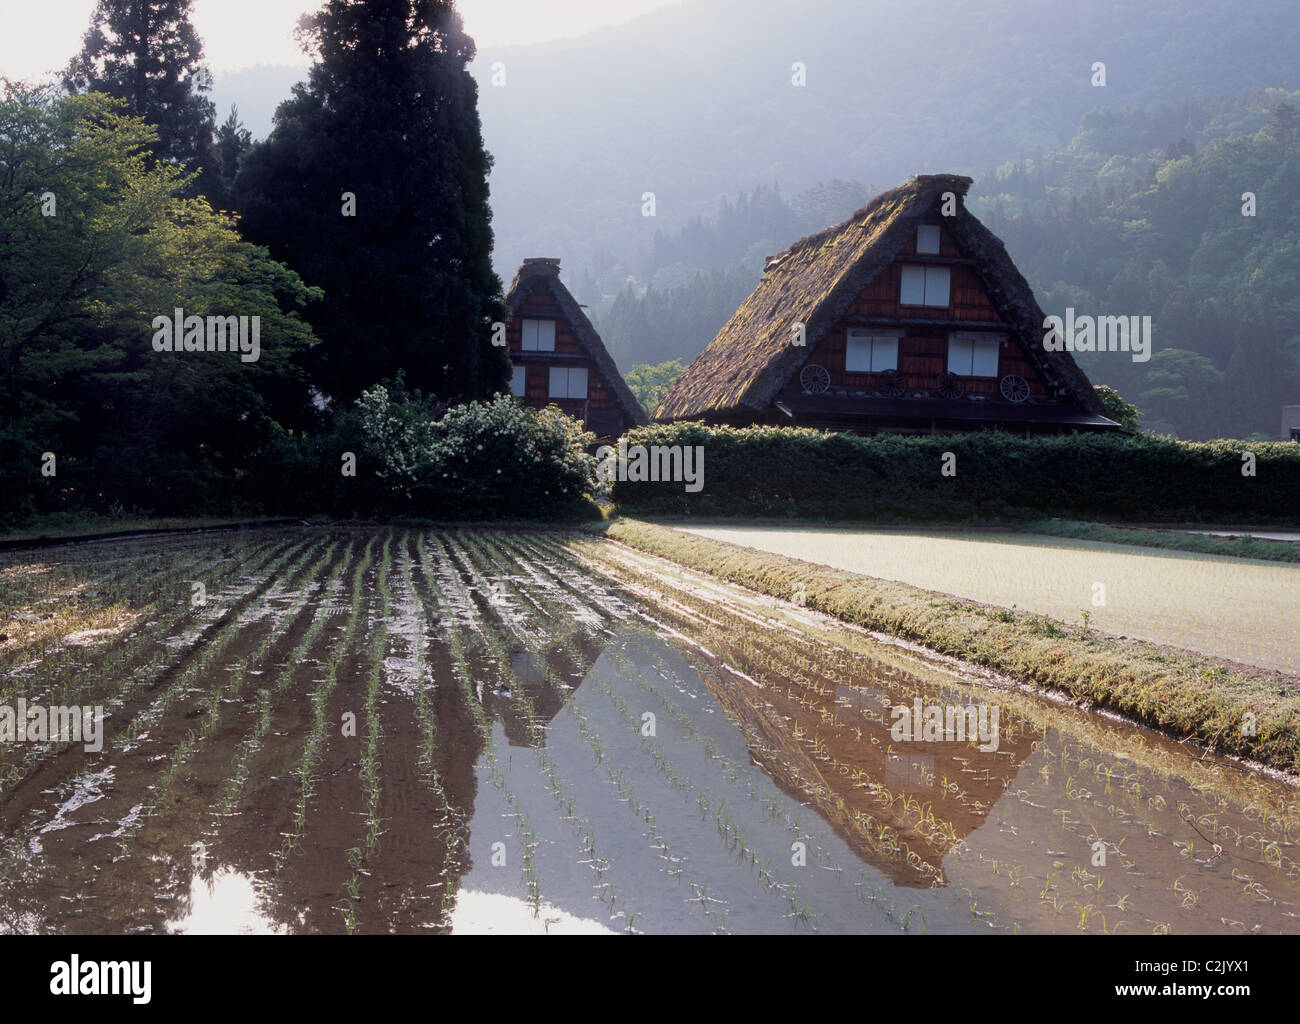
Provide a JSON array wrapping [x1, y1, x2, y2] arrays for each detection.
[[0, 527, 1296, 934]]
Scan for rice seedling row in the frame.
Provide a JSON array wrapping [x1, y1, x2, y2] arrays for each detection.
[[0, 535, 311, 808], [450, 531, 888, 932], [4, 525, 1299, 935]]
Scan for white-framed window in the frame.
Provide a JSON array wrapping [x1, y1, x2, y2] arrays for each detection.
[[947, 333, 1002, 377], [549, 366, 588, 399], [510, 364, 527, 397], [916, 224, 941, 254], [521, 319, 556, 352], [845, 329, 900, 372], [899, 265, 950, 306]]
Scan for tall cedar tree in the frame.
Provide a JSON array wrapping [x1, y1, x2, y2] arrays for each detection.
[[64, 0, 216, 169], [206, 105, 252, 212], [235, 0, 509, 404]]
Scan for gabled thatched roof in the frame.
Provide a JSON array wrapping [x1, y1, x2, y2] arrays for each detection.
[[505, 258, 648, 427], [656, 174, 1106, 421]]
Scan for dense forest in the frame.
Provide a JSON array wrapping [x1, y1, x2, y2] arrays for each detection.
[[972, 93, 1300, 439], [467, 0, 1300, 287]]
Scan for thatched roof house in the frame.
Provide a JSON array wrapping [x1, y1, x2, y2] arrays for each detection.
[[504, 258, 647, 438], [656, 174, 1118, 435]]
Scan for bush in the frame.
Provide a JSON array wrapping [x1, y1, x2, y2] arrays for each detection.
[[1093, 385, 1142, 433], [612, 423, 1300, 523], [253, 386, 598, 520], [420, 394, 597, 519]]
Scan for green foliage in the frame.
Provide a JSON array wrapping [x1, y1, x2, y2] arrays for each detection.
[[64, 0, 216, 169], [0, 83, 320, 524], [201, 105, 251, 213], [968, 88, 1300, 440], [234, 0, 509, 405], [1093, 384, 1142, 432], [612, 424, 1300, 523], [625, 360, 688, 417], [256, 387, 598, 520], [428, 395, 597, 519]]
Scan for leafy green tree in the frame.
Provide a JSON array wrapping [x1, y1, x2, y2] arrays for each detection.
[[64, 0, 216, 170], [200, 105, 252, 213], [235, 0, 508, 405], [1137, 349, 1225, 428], [968, 87, 1300, 439], [0, 83, 319, 520], [625, 360, 688, 417], [1268, 102, 1298, 150], [1093, 384, 1142, 432]]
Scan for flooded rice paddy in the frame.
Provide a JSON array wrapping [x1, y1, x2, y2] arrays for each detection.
[[1, 526, 1298, 934]]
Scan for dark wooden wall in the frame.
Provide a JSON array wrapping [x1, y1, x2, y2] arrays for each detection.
[[802, 223, 1048, 398], [507, 283, 624, 421]]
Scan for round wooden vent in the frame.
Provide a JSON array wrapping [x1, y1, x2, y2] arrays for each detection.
[[878, 368, 906, 398], [935, 372, 965, 400], [999, 374, 1031, 403], [799, 363, 830, 394]]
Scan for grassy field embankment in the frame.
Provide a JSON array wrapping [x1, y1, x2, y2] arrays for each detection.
[[605, 518, 1300, 775], [1022, 520, 1300, 562]]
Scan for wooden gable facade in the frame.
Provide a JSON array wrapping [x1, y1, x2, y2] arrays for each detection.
[[657, 175, 1118, 436], [504, 258, 647, 438]]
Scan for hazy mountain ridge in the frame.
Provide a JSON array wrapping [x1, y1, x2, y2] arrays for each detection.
[[469, 0, 1300, 285], [214, 0, 1299, 293]]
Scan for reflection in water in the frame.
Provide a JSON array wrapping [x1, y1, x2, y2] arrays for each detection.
[[0, 527, 1296, 935], [167, 867, 285, 935], [568, 536, 1300, 933], [449, 891, 614, 935]]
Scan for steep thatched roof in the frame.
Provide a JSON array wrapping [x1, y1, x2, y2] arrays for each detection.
[[505, 258, 648, 427], [656, 174, 1106, 421]]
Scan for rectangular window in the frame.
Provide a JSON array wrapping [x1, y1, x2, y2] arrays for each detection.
[[916, 224, 941, 254], [845, 330, 900, 372], [549, 366, 588, 399], [947, 334, 1002, 377], [899, 265, 949, 306], [510, 365, 527, 397], [521, 319, 556, 352]]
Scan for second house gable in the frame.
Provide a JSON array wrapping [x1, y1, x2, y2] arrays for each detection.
[[504, 259, 648, 436], [789, 219, 1051, 401]]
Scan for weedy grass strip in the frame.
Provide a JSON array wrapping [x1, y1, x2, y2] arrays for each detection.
[[1024, 520, 1300, 564], [604, 520, 1300, 774]]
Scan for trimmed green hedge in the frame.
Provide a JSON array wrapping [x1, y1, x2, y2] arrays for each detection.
[[611, 423, 1300, 523]]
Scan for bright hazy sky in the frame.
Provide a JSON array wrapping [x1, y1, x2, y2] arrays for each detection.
[[0, 0, 685, 80]]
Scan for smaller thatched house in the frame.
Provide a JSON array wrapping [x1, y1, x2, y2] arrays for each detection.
[[504, 258, 647, 438], [656, 174, 1118, 435]]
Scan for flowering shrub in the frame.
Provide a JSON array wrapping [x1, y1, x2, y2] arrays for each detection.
[[421, 393, 597, 519], [254, 386, 599, 519], [355, 382, 441, 500]]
